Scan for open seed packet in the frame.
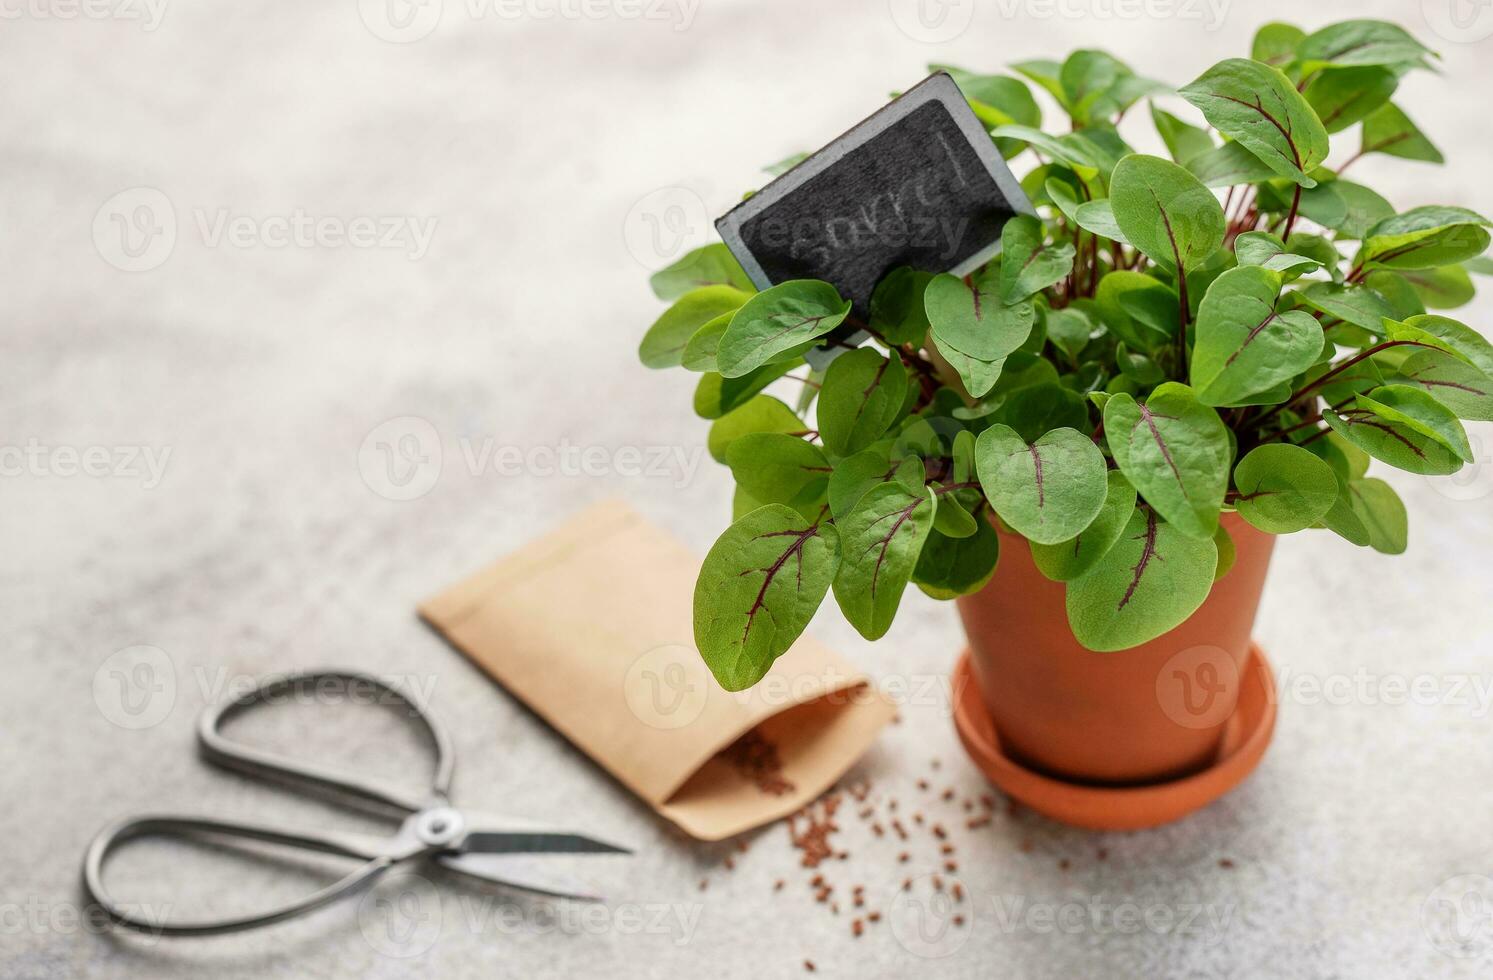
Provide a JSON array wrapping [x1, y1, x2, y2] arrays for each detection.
[[419, 498, 895, 841]]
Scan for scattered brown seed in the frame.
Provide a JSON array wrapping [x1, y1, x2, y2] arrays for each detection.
[[699, 879, 708, 891], [953, 914, 965, 927], [963, 799, 974, 812], [872, 823, 884, 837], [966, 816, 991, 830], [1219, 858, 1235, 869], [931, 759, 941, 770], [1097, 848, 1108, 861], [804, 961, 816, 973], [944, 861, 958, 873], [852, 918, 864, 937], [724, 856, 735, 871], [933, 875, 944, 891], [1058, 858, 1071, 871], [902, 878, 912, 891], [867, 911, 882, 923], [917, 779, 929, 791], [980, 794, 995, 810], [914, 813, 925, 826], [898, 851, 910, 863], [888, 800, 899, 812], [933, 824, 948, 840], [1019, 839, 1034, 853], [952, 883, 964, 902], [940, 843, 955, 855], [837, 851, 850, 861], [941, 788, 955, 802]]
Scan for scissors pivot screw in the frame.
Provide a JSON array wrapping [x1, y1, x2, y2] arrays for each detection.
[[415, 807, 465, 847]]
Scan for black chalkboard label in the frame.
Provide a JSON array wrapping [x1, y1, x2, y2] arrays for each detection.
[[715, 72, 1033, 317]]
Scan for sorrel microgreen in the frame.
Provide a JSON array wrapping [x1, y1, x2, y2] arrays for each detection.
[[641, 19, 1492, 689]]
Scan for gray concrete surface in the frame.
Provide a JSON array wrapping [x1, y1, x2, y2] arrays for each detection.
[[4, 1, 1493, 976]]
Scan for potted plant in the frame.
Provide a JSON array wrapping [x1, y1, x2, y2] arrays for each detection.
[[639, 19, 1490, 825]]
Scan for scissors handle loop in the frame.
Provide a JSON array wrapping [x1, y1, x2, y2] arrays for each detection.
[[82, 814, 407, 936], [198, 669, 456, 815]]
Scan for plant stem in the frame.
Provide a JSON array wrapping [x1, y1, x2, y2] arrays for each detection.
[[1292, 340, 1432, 401]]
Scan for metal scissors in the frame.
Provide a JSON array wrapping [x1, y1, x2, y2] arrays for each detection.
[[83, 669, 630, 935]]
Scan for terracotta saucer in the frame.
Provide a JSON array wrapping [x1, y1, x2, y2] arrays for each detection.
[[952, 643, 1277, 831]]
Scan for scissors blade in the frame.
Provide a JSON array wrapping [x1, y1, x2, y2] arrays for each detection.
[[435, 853, 606, 902], [452, 810, 631, 856]]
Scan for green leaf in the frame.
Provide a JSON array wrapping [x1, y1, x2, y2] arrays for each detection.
[[650, 243, 754, 301], [1186, 141, 1278, 188], [931, 488, 978, 539], [1233, 443, 1339, 534], [975, 424, 1107, 546], [1251, 22, 1305, 68], [1066, 506, 1218, 652], [828, 445, 892, 520], [1347, 477, 1408, 554], [708, 395, 805, 462], [1000, 215, 1075, 304], [1233, 231, 1321, 278], [693, 505, 838, 691], [1397, 265, 1475, 310], [914, 520, 1000, 600], [1178, 58, 1330, 187], [717, 280, 852, 378], [1213, 523, 1236, 580], [869, 267, 934, 346], [693, 359, 801, 419], [1072, 199, 1127, 242], [1359, 102, 1444, 164], [724, 433, 831, 516], [1358, 207, 1491, 271], [990, 124, 1103, 180], [1330, 181, 1397, 240], [1109, 154, 1225, 279], [639, 286, 750, 369], [833, 482, 938, 639], [1104, 382, 1230, 539], [1296, 282, 1395, 334], [932, 338, 1005, 399], [1324, 384, 1472, 475], [1149, 103, 1213, 165], [1399, 349, 1493, 421], [1190, 265, 1324, 407], [1095, 270, 1177, 350], [1394, 314, 1493, 375], [991, 382, 1090, 443], [934, 65, 1041, 157], [1303, 66, 1396, 133], [1295, 19, 1435, 71], [817, 348, 909, 457], [925, 267, 1037, 361], [680, 311, 732, 372], [1044, 306, 1095, 363], [763, 152, 809, 177], [1029, 470, 1137, 581]]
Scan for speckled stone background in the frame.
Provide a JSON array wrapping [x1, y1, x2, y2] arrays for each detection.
[[4, 1, 1493, 977]]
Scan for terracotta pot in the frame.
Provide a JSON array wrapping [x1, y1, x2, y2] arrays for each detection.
[[954, 512, 1275, 786]]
